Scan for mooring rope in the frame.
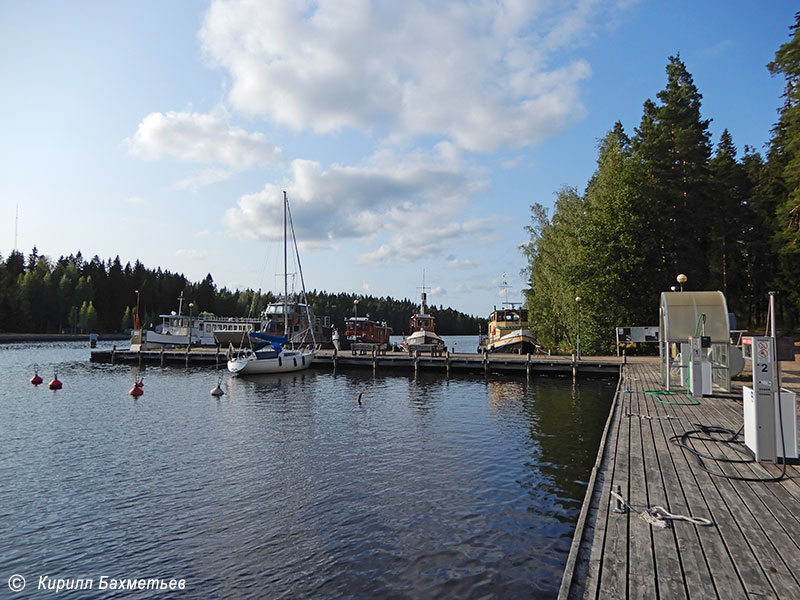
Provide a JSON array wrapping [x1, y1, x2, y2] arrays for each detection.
[[610, 487, 713, 529]]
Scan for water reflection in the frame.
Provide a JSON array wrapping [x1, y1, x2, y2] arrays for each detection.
[[1, 343, 613, 599]]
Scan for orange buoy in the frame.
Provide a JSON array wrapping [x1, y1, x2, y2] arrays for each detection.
[[31, 364, 43, 385], [129, 381, 144, 397], [49, 373, 62, 390]]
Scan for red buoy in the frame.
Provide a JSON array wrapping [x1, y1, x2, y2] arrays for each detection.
[[31, 364, 43, 385], [129, 385, 144, 397], [49, 374, 62, 390], [135, 379, 144, 388]]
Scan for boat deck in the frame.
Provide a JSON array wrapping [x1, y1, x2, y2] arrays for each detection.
[[560, 361, 800, 599]]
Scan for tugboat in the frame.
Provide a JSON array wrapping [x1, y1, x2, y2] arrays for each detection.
[[344, 315, 392, 350], [401, 285, 446, 355], [478, 303, 545, 354], [477, 274, 547, 355]]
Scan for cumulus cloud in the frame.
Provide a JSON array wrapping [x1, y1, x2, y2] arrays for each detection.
[[222, 145, 491, 263], [128, 110, 281, 169], [199, 0, 607, 152]]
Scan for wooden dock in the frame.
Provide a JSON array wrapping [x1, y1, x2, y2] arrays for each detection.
[[559, 361, 800, 599], [90, 346, 622, 378]]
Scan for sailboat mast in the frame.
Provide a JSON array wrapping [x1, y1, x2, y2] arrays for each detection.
[[283, 191, 289, 339]]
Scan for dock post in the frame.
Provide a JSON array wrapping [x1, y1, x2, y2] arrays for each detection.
[[332, 347, 337, 371], [185, 347, 190, 368], [526, 353, 531, 379], [483, 351, 489, 375], [572, 353, 577, 380], [446, 351, 450, 376], [414, 351, 419, 375], [111, 345, 116, 365], [622, 349, 627, 365], [160, 346, 165, 367], [372, 347, 377, 373], [138, 350, 142, 367]]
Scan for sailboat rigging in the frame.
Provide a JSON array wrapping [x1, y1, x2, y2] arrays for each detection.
[[227, 191, 316, 375]]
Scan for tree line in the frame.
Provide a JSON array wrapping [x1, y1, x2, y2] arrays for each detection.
[[0, 249, 483, 335], [521, 15, 800, 355]]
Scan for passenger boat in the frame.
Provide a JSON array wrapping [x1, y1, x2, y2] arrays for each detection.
[[130, 294, 261, 350], [227, 191, 316, 375], [401, 287, 446, 353], [478, 303, 546, 354], [344, 315, 392, 350]]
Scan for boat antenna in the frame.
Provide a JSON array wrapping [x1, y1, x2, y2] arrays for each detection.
[[286, 192, 317, 347]]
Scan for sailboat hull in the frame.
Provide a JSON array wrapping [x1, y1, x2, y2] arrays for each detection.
[[227, 350, 315, 375]]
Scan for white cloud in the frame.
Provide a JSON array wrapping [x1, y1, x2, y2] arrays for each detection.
[[198, 0, 608, 152], [446, 257, 479, 269], [222, 145, 490, 264], [175, 248, 217, 260], [173, 167, 236, 190], [128, 111, 281, 169]]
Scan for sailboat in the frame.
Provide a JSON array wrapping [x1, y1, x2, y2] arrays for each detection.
[[227, 191, 316, 375]]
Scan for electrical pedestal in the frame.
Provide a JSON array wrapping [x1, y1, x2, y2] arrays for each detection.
[[742, 336, 799, 463]]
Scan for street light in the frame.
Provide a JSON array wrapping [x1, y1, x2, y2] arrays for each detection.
[[134, 289, 141, 330], [353, 299, 360, 342], [575, 296, 582, 360], [676, 273, 687, 292]]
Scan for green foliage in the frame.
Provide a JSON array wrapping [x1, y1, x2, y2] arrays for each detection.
[[0, 251, 481, 335], [767, 11, 800, 326], [522, 45, 800, 353]]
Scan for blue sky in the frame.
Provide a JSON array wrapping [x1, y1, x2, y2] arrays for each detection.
[[1, 1, 796, 317]]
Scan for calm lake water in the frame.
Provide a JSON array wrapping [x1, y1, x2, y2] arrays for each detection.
[[1, 341, 614, 599]]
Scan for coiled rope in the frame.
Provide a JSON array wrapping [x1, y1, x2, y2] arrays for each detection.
[[610, 487, 713, 529]]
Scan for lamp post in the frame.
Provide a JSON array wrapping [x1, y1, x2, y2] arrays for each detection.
[[353, 299, 360, 342], [134, 289, 141, 330], [676, 273, 687, 292], [575, 296, 582, 360]]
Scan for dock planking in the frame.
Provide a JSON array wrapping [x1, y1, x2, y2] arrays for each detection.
[[90, 346, 623, 377], [560, 361, 800, 599]]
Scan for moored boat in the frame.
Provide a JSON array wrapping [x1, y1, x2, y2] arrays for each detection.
[[227, 191, 315, 375], [344, 315, 392, 350], [478, 304, 547, 355], [401, 287, 445, 354], [130, 294, 261, 351]]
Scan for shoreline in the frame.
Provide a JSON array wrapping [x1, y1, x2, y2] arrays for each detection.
[[0, 333, 129, 343]]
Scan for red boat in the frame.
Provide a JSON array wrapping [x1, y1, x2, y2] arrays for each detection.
[[344, 316, 392, 349]]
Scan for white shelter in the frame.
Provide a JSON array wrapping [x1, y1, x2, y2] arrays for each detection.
[[659, 291, 743, 392]]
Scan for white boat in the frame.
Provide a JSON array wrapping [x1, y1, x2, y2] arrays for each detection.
[[130, 294, 261, 351], [401, 283, 445, 354], [227, 191, 316, 375]]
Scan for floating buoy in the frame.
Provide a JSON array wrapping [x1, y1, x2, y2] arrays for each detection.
[[49, 371, 62, 390], [210, 375, 224, 397], [135, 378, 144, 388], [129, 384, 144, 397], [30, 364, 43, 385]]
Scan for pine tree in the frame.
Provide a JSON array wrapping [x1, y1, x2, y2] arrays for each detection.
[[766, 11, 800, 326]]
